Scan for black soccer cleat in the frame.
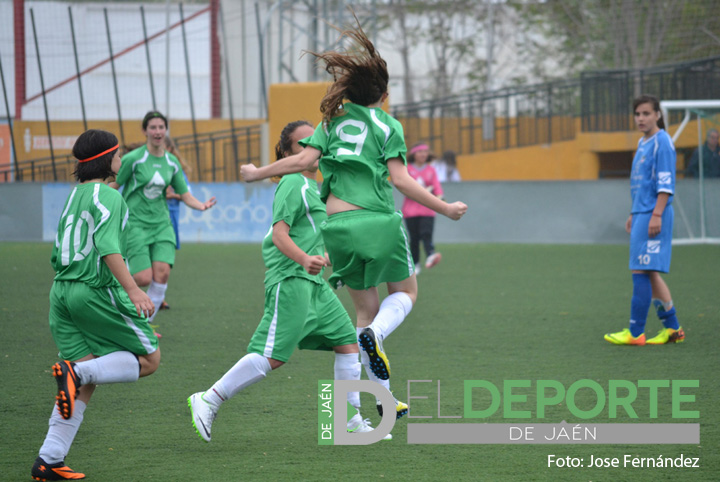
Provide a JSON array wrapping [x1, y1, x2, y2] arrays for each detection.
[[31, 456, 85, 480], [52, 361, 81, 420]]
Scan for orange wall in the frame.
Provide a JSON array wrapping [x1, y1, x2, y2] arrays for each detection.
[[267, 82, 328, 162], [0, 125, 10, 182]]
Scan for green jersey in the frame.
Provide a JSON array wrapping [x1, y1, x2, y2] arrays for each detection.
[[300, 103, 407, 214], [262, 174, 326, 286], [51, 182, 129, 288], [116, 145, 189, 226]]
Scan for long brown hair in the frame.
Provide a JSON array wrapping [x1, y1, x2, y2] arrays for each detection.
[[306, 14, 388, 126], [274, 120, 313, 160], [164, 136, 192, 175]]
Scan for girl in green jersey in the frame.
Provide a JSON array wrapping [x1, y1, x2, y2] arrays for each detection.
[[32, 130, 161, 481], [110, 111, 216, 323], [241, 20, 467, 417], [189, 121, 387, 442]]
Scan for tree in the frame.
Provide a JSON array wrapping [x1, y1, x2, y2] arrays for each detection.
[[511, 0, 720, 72]]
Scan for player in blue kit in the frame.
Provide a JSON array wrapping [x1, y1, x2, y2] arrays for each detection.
[[604, 94, 685, 345]]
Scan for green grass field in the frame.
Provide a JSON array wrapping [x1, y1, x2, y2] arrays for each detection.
[[1, 242, 718, 481]]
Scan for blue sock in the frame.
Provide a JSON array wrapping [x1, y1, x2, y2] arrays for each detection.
[[653, 299, 680, 330], [629, 273, 652, 337]]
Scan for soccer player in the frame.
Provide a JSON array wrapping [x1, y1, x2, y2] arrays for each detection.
[[31, 129, 160, 481], [109, 111, 216, 322], [188, 120, 388, 442], [604, 94, 685, 345], [240, 18, 467, 417]]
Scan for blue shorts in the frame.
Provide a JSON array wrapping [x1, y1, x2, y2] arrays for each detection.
[[629, 206, 673, 273]]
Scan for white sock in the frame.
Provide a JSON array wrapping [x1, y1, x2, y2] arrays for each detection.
[[146, 281, 168, 322], [206, 353, 271, 407], [334, 352, 361, 409], [39, 400, 87, 464], [357, 327, 391, 394], [369, 292, 413, 340], [74, 351, 140, 385]]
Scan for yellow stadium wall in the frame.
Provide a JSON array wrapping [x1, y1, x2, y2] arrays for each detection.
[[267, 82, 328, 162], [456, 118, 714, 180], [10, 83, 717, 183]]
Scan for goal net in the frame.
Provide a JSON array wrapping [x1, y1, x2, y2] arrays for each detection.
[[660, 100, 720, 245]]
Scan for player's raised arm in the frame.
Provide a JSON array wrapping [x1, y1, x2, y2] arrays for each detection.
[[241, 146, 321, 182], [387, 158, 467, 220]]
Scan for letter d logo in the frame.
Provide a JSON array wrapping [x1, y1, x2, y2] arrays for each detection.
[[334, 380, 396, 445]]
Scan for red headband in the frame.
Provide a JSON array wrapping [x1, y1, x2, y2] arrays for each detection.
[[78, 144, 119, 163], [409, 144, 429, 155]]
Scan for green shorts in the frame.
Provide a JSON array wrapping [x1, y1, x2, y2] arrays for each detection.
[[246, 277, 356, 363], [49, 280, 159, 361], [126, 220, 176, 274], [321, 210, 414, 290]]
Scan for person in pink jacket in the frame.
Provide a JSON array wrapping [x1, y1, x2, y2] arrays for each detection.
[[401, 143, 444, 274]]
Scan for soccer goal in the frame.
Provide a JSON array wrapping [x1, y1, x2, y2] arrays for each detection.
[[660, 100, 720, 245]]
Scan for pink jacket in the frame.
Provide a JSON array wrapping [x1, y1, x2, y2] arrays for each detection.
[[401, 163, 443, 218]]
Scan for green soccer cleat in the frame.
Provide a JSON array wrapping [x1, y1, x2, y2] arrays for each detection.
[[604, 328, 646, 345], [31, 456, 85, 480], [358, 327, 391, 380], [646, 327, 685, 345], [376, 397, 409, 420], [52, 361, 81, 420]]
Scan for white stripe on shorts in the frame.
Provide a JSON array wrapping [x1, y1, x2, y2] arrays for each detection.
[[107, 287, 156, 354], [397, 211, 414, 276], [263, 282, 282, 358]]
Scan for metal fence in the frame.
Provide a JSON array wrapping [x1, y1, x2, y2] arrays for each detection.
[[391, 55, 720, 156], [581, 56, 720, 132], [391, 80, 580, 156], [173, 125, 263, 182], [0, 123, 262, 183]]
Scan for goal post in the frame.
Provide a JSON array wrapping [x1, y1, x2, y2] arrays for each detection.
[[660, 100, 720, 245]]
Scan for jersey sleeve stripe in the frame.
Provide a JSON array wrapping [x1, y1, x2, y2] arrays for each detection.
[[131, 151, 150, 190], [164, 152, 179, 175], [370, 109, 391, 148], [300, 177, 317, 233], [92, 184, 112, 234]]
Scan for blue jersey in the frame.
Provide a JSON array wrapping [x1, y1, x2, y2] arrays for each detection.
[[630, 129, 675, 214]]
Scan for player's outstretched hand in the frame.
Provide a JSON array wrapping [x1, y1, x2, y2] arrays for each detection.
[[241, 163, 259, 182], [444, 201, 468, 221], [202, 197, 217, 211], [128, 287, 155, 319], [303, 254, 328, 276]]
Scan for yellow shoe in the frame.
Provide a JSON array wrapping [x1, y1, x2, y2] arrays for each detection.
[[358, 327, 390, 380], [646, 327, 685, 344], [377, 396, 409, 420], [604, 328, 645, 345]]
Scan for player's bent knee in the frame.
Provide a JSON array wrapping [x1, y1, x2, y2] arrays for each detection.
[[333, 343, 359, 354], [139, 350, 161, 377], [268, 358, 284, 370], [133, 271, 152, 288]]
